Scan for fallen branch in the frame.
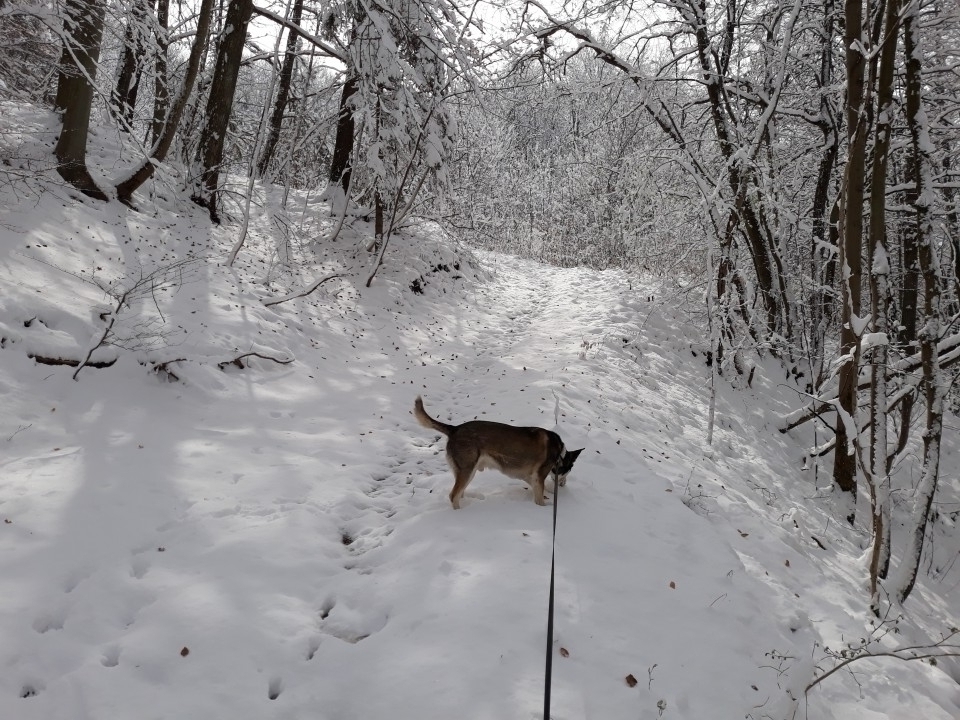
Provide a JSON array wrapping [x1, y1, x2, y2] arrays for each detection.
[[262, 273, 344, 307], [151, 358, 187, 382], [218, 352, 294, 370], [780, 334, 960, 433], [805, 631, 960, 696], [30, 353, 117, 369], [74, 287, 132, 380]]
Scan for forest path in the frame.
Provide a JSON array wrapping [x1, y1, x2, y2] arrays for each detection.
[[293, 252, 804, 720], [5, 238, 925, 720]]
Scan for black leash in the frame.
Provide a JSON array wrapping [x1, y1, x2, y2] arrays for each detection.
[[543, 478, 559, 720]]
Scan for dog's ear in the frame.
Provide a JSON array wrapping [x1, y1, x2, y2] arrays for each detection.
[[568, 448, 584, 463]]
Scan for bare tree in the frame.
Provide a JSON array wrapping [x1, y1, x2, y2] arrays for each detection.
[[112, 0, 153, 125], [255, 0, 305, 177], [896, 0, 945, 605], [115, 0, 216, 205], [192, 0, 255, 221], [865, 0, 901, 610], [831, 0, 869, 521], [150, 0, 169, 144]]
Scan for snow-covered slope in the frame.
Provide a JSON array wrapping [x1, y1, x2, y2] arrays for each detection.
[[1, 105, 958, 720]]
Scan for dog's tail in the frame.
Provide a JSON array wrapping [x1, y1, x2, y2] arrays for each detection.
[[414, 396, 455, 435]]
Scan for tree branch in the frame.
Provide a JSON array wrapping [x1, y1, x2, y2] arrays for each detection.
[[262, 273, 345, 306]]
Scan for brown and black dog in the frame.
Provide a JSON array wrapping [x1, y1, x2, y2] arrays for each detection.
[[414, 396, 583, 509]]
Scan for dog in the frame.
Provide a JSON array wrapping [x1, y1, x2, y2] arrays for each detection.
[[414, 396, 583, 509]]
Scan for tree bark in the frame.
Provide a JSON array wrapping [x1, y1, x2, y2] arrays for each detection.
[[54, 0, 108, 200], [832, 0, 868, 521], [192, 0, 255, 222], [866, 0, 900, 608], [112, 0, 153, 126], [256, 0, 304, 178], [897, 0, 943, 605], [808, 0, 840, 388], [329, 71, 359, 194], [150, 0, 170, 145]]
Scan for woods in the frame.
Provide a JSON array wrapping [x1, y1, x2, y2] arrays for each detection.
[[2, 0, 958, 616]]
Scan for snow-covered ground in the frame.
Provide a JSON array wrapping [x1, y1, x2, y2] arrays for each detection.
[[1, 104, 959, 719]]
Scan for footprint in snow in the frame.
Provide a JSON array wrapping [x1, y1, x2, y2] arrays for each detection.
[[268, 677, 283, 700], [62, 567, 92, 593], [101, 646, 120, 668], [317, 598, 388, 644], [32, 609, 66, 634], [130, 556, 150, 579]]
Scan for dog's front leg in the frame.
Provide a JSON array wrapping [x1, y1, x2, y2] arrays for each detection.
[[532, 475, 547, 505]]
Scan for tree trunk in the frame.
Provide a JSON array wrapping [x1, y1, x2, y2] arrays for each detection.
[[329, 71, 359, 194], [192, 0, 255, 222], [832, 0, 868, 521], [808, 0, 840, 388], [897, 0, 943, 606], [112, 0, 153, 126], [115, 0, 215, 204], [688, 0, 786, 341], [150, 0, 170, 145], [256, 0, 304, 178], [866, 0, 900, 609], [54, 0, 108, 200], [944, 151, 960, 312]]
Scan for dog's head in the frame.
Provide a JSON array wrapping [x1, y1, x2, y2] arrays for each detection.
[[553, 447, 584, 487]]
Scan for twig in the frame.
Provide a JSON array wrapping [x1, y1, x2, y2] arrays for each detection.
[[806, 646, 960, 694], [151, 358, 187, 381], [366, 103, 438, 288], [7, 423, 32, 441], [262, 273, 344, 306], [217, 352, 294, 370], [73, 286, 134, 380], [805, 627, 960, 699]]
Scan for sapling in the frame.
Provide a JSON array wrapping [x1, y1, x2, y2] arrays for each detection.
[[70, 257, 198, 379]]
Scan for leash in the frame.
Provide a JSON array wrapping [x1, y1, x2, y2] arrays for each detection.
[[543, 475, 559, 720]]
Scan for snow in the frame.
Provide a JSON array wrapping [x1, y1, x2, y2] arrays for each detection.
[[849, 312, 872, 337], [2, 103, 960, 720], [860, 332, 890, 353]]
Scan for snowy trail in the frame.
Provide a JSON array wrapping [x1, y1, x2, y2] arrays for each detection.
[[286, 255, 797, 720], [3, 206, 959, 720], [0, 249, 831, 720]]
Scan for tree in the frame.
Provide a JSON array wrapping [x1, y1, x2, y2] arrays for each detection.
[[192, 0, 255, 222], [256, 0, 305, 177], [328, 60, 359, 197], [896, 0, 945, 605], [865, 0, 901, 609], [53, 0, 108, 200], [150, 0, 170, 144], [112, 0, 154, 126], [831, 0, 868, 521], [115, 0, 216, 205]]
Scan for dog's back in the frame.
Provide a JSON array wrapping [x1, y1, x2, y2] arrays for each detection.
[[414, 396, 573, 508], [415, 396, 562, 465]]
